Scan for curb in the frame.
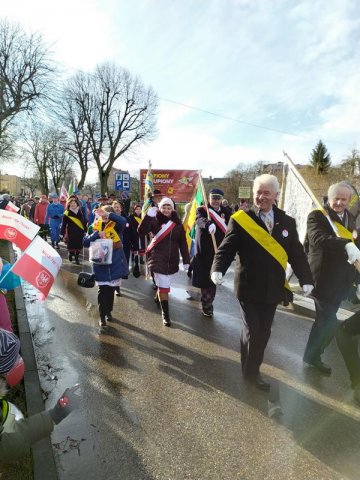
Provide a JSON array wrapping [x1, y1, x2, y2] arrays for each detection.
[[10, 246, 58, 480]]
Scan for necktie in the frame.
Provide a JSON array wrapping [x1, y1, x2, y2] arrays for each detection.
[[264, 213, 273, 234]]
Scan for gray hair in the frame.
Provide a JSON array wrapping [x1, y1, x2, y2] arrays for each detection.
[[327, 182, 352, 200], [253, 174, 279, 193]]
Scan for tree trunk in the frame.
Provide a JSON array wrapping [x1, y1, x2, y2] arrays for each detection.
[[99, 171, 109, 195], [78, 168, 87, 191]]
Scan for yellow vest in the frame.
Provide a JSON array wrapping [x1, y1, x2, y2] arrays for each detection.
[[93, 219, 121, 243]]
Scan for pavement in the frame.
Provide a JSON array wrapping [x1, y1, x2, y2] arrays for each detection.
[[14, 244, 360, 480]]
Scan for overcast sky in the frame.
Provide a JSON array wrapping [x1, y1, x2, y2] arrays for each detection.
[[3, 0, 360, 178]]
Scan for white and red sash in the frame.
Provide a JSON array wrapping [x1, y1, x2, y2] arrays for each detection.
[[146, 220, 176, 253], [208, 208, 227, 234]]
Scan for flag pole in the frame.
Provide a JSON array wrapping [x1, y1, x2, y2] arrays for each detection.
[[198, 172, 218, 253], [283, 151, 360, 272]]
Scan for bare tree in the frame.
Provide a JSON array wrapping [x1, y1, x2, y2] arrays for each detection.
[[23, 125, 75, 195], [46, 130, 75, 194], [22, 175, 39, 197], [342, 148, 360, 178], [83, 182, 100, 199], [0, 19, 54, 153], [56, 91, 92, 190], [0, 131, 15, 161], [60, 62, 158, 194]]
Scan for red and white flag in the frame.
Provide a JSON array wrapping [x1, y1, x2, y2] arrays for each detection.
[[0, 210, 40, 250], [4, 201, 20, 213], [60, 183, 69, 201], [11, 236, 62, 298]]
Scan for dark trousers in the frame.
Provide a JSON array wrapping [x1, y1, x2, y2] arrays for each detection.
[[239, 301, 277, 377], [336, 325, 360, 388], [304, 299, 360, 388], [98, 285, 116, 319], [201, 285, 217, 313], [303, 298, 341, 363]]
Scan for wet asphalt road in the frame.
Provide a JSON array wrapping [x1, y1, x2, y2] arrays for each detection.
[[23, 247, 360, 480]]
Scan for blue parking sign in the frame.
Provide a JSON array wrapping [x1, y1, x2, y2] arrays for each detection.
[[115, 172, 131, 191]]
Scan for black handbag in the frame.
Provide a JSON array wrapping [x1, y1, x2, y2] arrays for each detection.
[[77, 247, 95, 288], [77, 272, 95, 288]]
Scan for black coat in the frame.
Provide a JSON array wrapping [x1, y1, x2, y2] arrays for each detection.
[[212, 205, 313, 304], [306, 207, 359, 303], [60, 209, 85, 251], [138, 211, 190, 275], [192, 205, 230, 288], [129, 214, 146, 252]]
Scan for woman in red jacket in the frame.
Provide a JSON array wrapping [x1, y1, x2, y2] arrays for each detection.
[[34, 194, 50, 241], [138, 197, 190, 327]]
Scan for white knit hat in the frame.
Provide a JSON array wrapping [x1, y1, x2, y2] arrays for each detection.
[[158, 197, 174, 210]]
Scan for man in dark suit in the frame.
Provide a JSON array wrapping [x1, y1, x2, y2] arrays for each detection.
[[211, 174, 313, 390], [191, 188, 231, 317], [303, 182, 360, 397]]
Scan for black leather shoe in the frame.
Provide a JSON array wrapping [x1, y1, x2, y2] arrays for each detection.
[[245, 374, 270, 391], [99, 318, 107, 327], [106, 313, 113, 322], [303, 359, 332, 375]]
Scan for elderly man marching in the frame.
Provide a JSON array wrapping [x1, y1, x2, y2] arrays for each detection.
[[211, 174, 313, 390], [191, 188, 231, 317], [303, 182, 360, 387]]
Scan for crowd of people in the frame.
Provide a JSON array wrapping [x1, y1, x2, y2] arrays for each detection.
[[2, 173, 360, 461]]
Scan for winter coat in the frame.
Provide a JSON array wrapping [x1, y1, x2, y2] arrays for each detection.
[[306, 206, 359, 304], [29, 202, 37, 222], [138, 211, 190, 275], [192, 204, 231, 288], [34, 201, 49, 225], [45, 203, 64, 224], [121, 214, 132, 262], [83, 213, 129, 281], [211, 205, 313, 305], [129, 214, 146, 252], [20, 202, 32, 219], [0, 406, 54, 461], [60, 208, 85, 251]]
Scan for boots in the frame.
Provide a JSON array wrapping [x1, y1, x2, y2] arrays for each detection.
[[154, 292, 160, 307], [74, 252, 81, 265], [68, 252, 74, 262], [160, 300, 171, 327]]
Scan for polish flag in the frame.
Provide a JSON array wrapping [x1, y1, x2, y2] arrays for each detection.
[[5, 201, 20, 213], [0, 210, 40, 250], [11, 236, 62, 298], [60, 183, 69, 201]]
